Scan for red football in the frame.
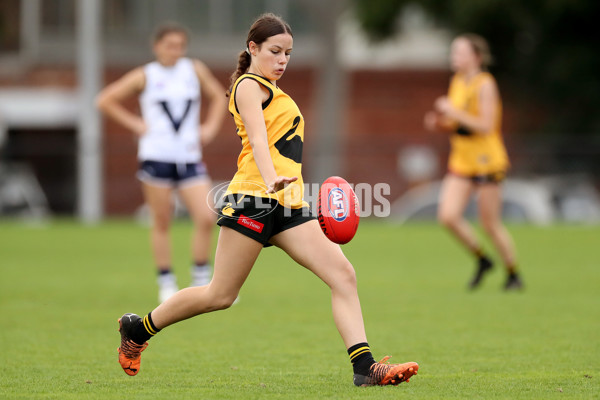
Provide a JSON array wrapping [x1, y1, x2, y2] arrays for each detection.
[[317, 176, 360, 244]]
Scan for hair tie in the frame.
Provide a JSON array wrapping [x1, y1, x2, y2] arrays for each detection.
[[245, 47, 250, 56]]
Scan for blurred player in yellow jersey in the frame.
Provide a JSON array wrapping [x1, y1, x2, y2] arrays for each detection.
[[425, 34, 523, 290]]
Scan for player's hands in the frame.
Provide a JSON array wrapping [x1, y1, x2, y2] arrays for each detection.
[[434, 96, 452, 115], [433, 96, 453, 117], [132, 119, 147, 137], [424, 111, 440, 131], [200, 124, 218, 146], [266, 176, 298, 194]]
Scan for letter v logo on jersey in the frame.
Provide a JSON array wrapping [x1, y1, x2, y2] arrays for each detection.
[[159, 99, 194, 133]]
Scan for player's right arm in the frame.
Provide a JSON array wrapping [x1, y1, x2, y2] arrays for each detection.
[[96, 67, 147, 136], [434, 79, 497, 135], [425, 76, 461, 134], [235, 78, 297, 194]]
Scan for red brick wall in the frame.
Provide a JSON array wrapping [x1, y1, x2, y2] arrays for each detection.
[[344, 70, 450, 198], [1, 65, 523, 215]]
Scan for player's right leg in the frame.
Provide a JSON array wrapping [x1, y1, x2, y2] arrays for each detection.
[[438, 174, 493, 288], [437, 173, 478, 249], [116, 227, 262, 376], [142, 181, 178, 302], [150, 227, 261, 326], [178, 180, 216, 287]]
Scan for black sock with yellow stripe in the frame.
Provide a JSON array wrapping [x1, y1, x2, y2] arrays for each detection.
[[129, 312, 161, 345], [348, 342, 376, 375], [142, 312, 161, 337]]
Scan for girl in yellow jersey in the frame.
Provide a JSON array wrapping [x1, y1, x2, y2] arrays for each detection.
[[425, 34, 523, 290], [115, 14, 418, 387]]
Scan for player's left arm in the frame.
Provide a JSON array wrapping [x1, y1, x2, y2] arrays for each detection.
[[435, 79, 498, 135], [193, 59, 227, 145]]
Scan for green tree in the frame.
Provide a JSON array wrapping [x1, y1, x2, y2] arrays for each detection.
[[353, 0, 600, 135]]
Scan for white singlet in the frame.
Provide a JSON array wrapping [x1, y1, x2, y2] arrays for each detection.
[[138, 57, 201, 163]]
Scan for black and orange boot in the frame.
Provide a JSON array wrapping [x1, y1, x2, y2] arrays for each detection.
[[117, 313, 149, 376], [354, 356, 419, 386]]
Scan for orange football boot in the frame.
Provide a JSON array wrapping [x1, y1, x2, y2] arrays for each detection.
[[354, 356, 419, 386], [117, 314, 148, 376]]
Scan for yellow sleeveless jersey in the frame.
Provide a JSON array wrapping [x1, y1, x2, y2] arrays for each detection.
[[226, 73, 308, 208], [447, 72, 509, 176]]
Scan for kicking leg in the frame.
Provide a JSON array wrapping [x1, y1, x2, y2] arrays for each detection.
[[269, 220, 418, 386]]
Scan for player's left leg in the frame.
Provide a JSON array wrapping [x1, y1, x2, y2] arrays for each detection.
[[477, 183, 523, 290], [117, 226, 262, 376], [178, 181, 215, 286], [269, 220, 418, 386]]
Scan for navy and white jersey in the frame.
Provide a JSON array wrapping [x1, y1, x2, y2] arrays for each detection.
[[138, 57, 201, 163]]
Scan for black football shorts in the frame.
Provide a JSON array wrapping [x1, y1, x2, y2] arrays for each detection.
[[216, 194, 314, 246]]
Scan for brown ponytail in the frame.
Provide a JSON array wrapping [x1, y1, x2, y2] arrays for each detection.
[[227, 50, 252, 97], [226, 13, 293, 96]]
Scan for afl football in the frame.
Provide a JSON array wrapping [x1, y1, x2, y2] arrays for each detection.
[[317, 176, 360, 244]]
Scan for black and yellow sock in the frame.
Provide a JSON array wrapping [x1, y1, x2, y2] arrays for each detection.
[[473, 248, 492, 269], [142, 312, 161, 338], [474, 248, 489, 260], [507, 270, 518, 279], [348, 342, 376, 376], [506, 263, 517, 275], [129, 312, 161, 345], [479, 255, 493, 268]]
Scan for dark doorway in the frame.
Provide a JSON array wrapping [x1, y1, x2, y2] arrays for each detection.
[[3, 128, 77, 214]]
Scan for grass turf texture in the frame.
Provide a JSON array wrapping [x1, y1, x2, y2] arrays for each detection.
[[0, 219, 598, 399]]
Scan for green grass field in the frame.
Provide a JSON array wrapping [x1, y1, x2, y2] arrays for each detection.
[[0, 219, 598, 399]]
